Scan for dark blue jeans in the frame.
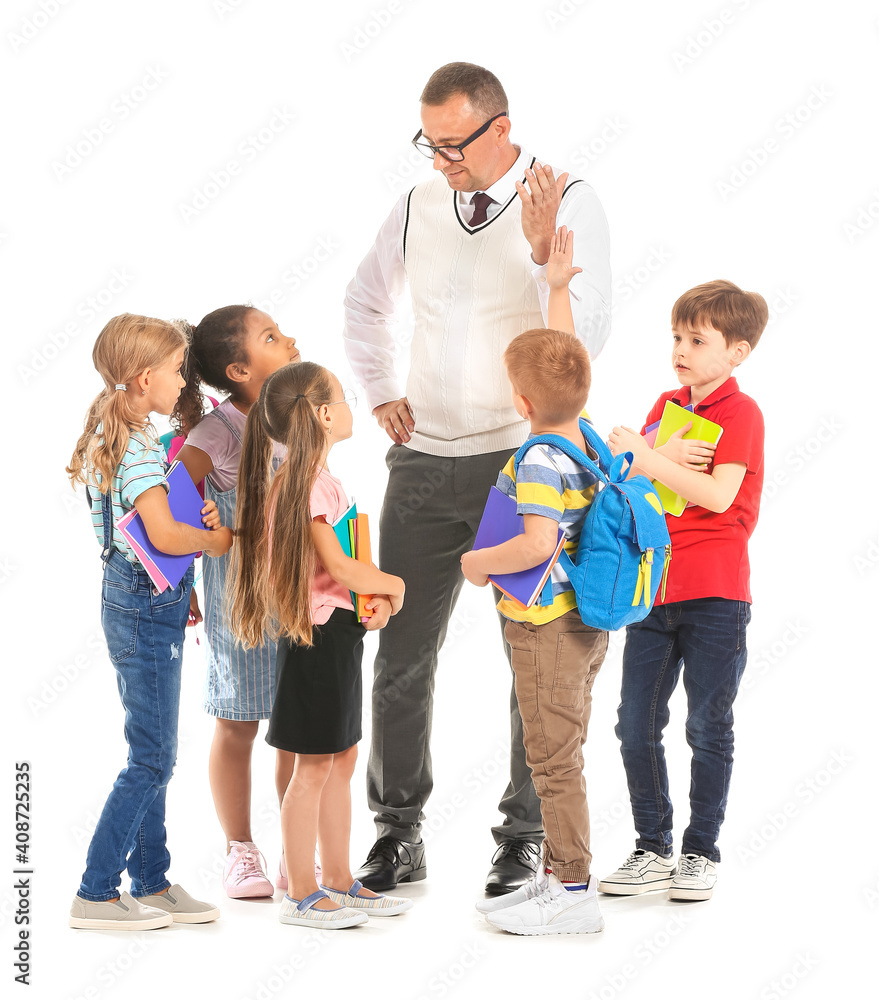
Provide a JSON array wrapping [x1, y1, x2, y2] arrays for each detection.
[[615, 597, 751, 863], [78, 550, 193, 900]]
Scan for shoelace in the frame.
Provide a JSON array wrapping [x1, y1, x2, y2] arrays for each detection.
[[231, 849, 268, 884], [676, 854, 703, 878], [491, 840, 541, 866], [366, 837, 414, 866], [619, 850, 650, 871]]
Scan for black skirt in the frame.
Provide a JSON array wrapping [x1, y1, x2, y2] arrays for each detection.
[[266, 608, 364, 755]]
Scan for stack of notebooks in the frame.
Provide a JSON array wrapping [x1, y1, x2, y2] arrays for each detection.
[[332, 502, 374, 622], [472, 486, 566, 609], [644, 401, 724, 516], [115, 460, 206, 592]]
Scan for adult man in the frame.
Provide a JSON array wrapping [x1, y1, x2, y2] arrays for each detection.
[[344, 62, 611, 895]]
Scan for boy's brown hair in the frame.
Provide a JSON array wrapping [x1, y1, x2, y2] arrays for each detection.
[[504, 328, 591, 423], [672, 279, 768, 348]]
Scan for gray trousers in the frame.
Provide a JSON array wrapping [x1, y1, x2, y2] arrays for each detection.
[[367, 444, 544, 845]]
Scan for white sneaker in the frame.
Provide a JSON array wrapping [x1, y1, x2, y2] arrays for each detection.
[[668, 854, 716, 901], [476, 867, 549, 914], [598, 849, 676, 895], [485, 873, 604, 936]]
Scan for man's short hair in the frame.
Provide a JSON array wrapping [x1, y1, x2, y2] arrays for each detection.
[[672, 279, 768, 349], [504, 329, 591, 423], [420, 62, 509, 120]]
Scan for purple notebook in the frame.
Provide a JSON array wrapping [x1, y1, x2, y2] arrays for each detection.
[[116, 461, 205, 591], [473, 487, 565, 609]]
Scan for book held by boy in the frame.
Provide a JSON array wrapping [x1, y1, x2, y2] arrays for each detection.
[[473, 486, 566, 609], [649, 401, 723, 516]]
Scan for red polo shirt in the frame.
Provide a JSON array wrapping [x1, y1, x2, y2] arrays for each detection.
[[641, 377, 764, 604]]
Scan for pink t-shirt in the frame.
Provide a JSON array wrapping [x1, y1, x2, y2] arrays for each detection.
[[186, 399, 286, 492], [309, 467, 356, 625]]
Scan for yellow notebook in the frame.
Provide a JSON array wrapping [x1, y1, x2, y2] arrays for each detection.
[[652, 401, 723, 516]]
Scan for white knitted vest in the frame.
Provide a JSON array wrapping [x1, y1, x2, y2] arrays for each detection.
[[402, 173, 544, 457]]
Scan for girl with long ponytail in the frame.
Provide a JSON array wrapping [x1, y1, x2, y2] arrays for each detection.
[[67, 314, 232, 931], [229, 362, 410, 929]]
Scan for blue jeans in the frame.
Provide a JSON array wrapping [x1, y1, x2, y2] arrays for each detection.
[[615, 597, 751, 863], [78, 550, 193, 901]]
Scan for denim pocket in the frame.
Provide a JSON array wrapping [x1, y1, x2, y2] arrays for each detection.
[[150, 581, 187, 613], [101, 599, 139, 662], [103, 556, 136, 593]]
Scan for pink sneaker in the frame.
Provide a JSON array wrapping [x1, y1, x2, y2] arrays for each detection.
[[223, 842, 274, 899], [277, 852, 322, 892]]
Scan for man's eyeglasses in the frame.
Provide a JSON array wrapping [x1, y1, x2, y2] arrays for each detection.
[[411, 112, 508, 163]]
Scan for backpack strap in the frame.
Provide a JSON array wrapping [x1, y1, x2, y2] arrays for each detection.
[[513, 418, 632, 486]]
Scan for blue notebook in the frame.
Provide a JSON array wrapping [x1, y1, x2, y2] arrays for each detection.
[[473, 486, 565, 609], [332, 500, 358, 607], [116, 460, 205, 591]]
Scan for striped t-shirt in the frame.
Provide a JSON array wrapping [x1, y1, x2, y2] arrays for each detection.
[[495, 438, 598, 625], [88, 429, 168, 563]]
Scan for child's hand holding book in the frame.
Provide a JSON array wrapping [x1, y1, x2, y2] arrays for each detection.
[[655, 422, 716, 471]]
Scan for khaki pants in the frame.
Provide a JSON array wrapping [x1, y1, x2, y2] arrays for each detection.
[[505, 609, 608, 882]]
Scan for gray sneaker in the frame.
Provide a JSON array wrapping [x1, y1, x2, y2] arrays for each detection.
[[137, 884, 220, 923], [69, 892, 172, 930]]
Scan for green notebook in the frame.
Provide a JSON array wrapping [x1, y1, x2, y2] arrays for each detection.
[[652, 401, 723, 516]]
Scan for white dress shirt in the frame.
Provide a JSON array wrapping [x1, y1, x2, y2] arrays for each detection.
[[344, 145, 611, 414]]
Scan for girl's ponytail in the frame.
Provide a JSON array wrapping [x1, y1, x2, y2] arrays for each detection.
[[67, 315, 188, 491], [227, 363, 334, 648], [227, 381, 275, 648], [170, 305, 253, 434], [171, 321, 204, 436]]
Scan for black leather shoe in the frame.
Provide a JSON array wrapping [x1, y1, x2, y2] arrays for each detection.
[[484, 839, 541, 895], [353, 836, 426, 891]]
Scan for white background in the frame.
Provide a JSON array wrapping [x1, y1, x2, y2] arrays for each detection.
[[4, 1, 876, 997]]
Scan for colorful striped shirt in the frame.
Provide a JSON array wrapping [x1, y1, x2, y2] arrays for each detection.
[[88, 429, 168, 563], [495, 437, 598, 625]]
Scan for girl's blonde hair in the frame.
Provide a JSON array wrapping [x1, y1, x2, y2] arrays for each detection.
[[228, 362, 335, 649], [67, 314, 189, 492]]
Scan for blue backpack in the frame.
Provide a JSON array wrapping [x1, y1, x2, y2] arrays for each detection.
[[513, 418, 671, 631]]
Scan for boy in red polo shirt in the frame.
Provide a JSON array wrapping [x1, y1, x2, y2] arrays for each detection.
[[600, 279, 767, 902]]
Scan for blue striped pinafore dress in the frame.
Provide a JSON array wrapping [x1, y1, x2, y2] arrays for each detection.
[[202, 406, 280, 720]]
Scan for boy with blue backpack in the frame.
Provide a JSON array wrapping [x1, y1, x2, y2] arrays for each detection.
[[461, 227, 626, 935], [600, 279, 767, 902]]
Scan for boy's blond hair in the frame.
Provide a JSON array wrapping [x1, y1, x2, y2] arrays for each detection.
[[504, 328, 591, 423], [672, 279, 768, 348]]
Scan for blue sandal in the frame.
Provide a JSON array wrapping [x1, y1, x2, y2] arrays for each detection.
[[320, 879, 413, 916], [279, 889, 367, 928]]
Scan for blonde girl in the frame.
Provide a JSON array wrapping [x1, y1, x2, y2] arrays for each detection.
[[229, 362, 410, 928], [67, 314, 232, 931], [172, 305, 300, 898]]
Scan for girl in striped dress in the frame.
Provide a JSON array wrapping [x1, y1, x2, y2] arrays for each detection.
[[173, 305, 301, 899]]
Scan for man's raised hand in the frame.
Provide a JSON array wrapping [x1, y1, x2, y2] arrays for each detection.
[[516, 162, 569, 266]]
